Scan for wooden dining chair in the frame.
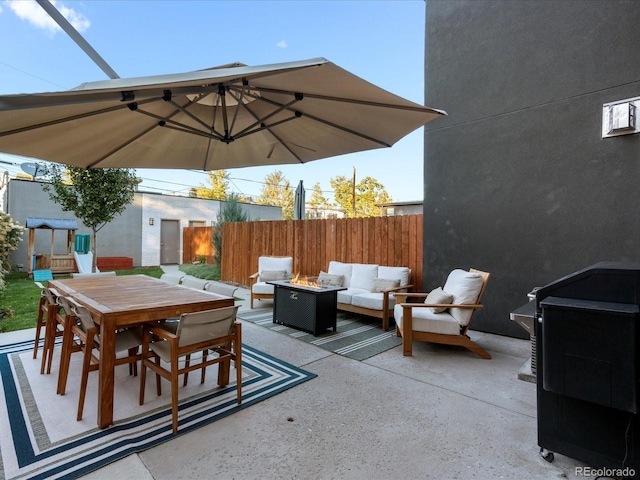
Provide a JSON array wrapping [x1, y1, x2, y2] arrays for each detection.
[[57, 296, 142, 421], [38, 286, 65, 375], [139, 306, 241, 433], [33, 280, 53, 360]]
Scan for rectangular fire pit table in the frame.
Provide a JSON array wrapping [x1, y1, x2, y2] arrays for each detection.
[[267, 280, 346, 336]]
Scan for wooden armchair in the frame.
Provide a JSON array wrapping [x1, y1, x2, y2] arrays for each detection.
[[249, 256, 293, 308], [393, 268, 491, 358]]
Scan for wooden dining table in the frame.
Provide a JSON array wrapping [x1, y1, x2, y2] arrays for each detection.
[[48, 274, 234, 429]]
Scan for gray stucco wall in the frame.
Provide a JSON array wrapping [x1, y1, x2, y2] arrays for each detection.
[[424, 1, 640, 337], [7, 179, 143, 269]]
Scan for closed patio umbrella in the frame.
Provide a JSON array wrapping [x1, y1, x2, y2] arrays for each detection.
[[0, 58, 445, 170], [294, 180, 305, 220]]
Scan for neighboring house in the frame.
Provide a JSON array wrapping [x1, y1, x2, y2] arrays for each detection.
[[2, 178, 281, 270], [423, 1, 640, 337], [377, 201, 423, 216], [305, 204, 344, 219]]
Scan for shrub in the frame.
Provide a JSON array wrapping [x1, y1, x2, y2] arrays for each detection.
[[0, 213, 25, 313]]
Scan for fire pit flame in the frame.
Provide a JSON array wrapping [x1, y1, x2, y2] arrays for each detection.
[[290, 272, 322, 288]]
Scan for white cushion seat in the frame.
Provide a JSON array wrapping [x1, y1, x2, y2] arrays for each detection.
[[337, 287, 370, 305], [393, 304, 461, 335], [353, 291, 397, 311], [252, 282, 275, 295]]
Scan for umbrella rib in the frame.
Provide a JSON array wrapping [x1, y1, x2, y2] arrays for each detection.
[[226, 83, 247, 135], [232, 95, 301, 139], [133, 107, 224, 141], [299, 110, 392, 147], [86, 123, 158, 169], [0, 99, 154, 137], [160, 123, 221, 141], [233, 115, 299, 141], [266, 129, 303, 163], [165, 98, 212, 132], [253, 86, 445, 115], [242, 90, 391, 147]]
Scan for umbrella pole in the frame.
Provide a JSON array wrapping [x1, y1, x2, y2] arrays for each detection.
[[36, 0, 120, 80]]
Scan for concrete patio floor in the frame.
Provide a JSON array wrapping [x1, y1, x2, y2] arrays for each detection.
[[2, 268, 590, 479]]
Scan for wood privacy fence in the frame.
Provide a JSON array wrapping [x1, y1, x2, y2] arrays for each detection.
[[184, 215, 423, 291], [182, 227, 216, 264]]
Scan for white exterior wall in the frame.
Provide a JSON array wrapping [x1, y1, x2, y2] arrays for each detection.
[[141, 194, 222, 267]]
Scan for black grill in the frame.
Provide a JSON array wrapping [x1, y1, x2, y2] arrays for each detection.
[[535, 261, 640, 470]]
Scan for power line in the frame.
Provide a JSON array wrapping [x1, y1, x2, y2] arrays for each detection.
[[0, 61, 69, 91]]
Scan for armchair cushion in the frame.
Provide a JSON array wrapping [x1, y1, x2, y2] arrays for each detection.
[[424, 287, 454, 313], [393, 304, 461, 335], [378, 266, 411, 287], [443, 269, 484, 326], [373, 277, 401, 292], [258, 256, 293, 276], [252, 282, 275, 295], [318, 271, 345, 287]]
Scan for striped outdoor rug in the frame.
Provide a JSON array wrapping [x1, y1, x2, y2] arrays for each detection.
[[0, 338, 315, 480], [239, 309, 402, 361]]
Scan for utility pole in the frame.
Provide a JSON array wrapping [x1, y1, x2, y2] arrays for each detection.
[[352, 167, 356, 218]]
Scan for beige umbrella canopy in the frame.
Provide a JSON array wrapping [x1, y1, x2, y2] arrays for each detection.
[[0, 58, 445, 170]]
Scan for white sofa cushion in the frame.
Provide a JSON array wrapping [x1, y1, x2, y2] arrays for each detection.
[[258, 256, 292, 280], [394, 304, 461, 335], [378, 266, 410, 287], [328, 261, 353, 287], [352, 292, 396, 311], [350, 264, 379, 291], [337, 287, 369, 305], [252, 282, 274, 295], [443, 269, 484, 327], [424, 287, 454, 313]]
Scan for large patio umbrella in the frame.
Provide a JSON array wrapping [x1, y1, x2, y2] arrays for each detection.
[[0, 58, 445, 170]]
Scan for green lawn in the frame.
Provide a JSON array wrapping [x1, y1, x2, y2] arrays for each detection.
[[0, 267, 164, 333]]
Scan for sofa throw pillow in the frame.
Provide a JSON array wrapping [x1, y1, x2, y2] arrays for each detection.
[[259, 270, 288, 282], [318, 271, 345, 287], [373, 278, 401, 292], [424, 286, 454, 313]]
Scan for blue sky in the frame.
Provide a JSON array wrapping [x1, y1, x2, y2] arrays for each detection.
[[0, 0, 433, 202]]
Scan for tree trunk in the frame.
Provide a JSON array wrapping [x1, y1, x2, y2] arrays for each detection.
[[91, 227, 98, 273]]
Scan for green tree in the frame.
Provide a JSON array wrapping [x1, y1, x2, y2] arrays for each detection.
[[191, 170, 230, 200], [307, 182, 332, 219], [41, 164, 138, 272], [212, 194, 250, 266], [256, 170, 294, 219], [330, 175, 391, 218]]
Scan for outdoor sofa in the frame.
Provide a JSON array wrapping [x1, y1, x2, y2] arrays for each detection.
[[322, 261, 412, 331]]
